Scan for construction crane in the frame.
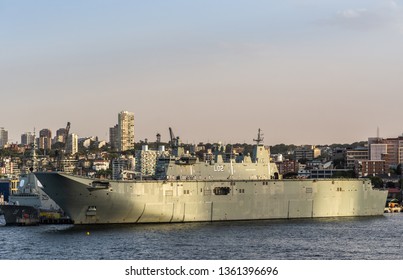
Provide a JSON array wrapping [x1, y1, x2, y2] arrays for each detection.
[[169, 127, 175, 144], [169, 127, 179, 149], [64, 122, 71, 147]]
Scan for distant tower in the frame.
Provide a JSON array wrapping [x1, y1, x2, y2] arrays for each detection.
[[0, 127, 8, 148], [66, 133, 78, 155], [31, 129, 38, 171], [109, 124, 119, 151], [39, 129, 52, 150], [118, 111, 135, 152], [156, 133, 161, 144], [21, 132, 35, 146]]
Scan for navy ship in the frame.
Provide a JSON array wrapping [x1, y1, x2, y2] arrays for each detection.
[[34, 130, 388, 225], [0, 171, 63, 225], [0, 138, 66, 225]]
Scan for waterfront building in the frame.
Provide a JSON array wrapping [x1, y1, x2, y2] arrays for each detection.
[[135, 145, 169, 177], [332, 148, 345, 161], [58, 159, 77, 174], [297, 169, 310, 178], [79, 136, 100, 150], [355, 160, 386, 177], [0, 157, 19, 176], [310, 169, 352, 179], [345, 147, 369, 169], [0, 127, 8, 148], [399, 137, 403, 165], [112, 156, 135, 180], [369, 135, 403, 170], [92, 160, 110, 171], [118, 111, 135, 152], [275, 159, 297, 175], [384, 137, 403, 168], [370, 143, 387, 160], [306, 160, 332, 170], [294, 145, 321, 161]]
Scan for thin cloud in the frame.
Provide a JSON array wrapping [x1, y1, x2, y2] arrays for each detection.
[[338, 8, 367, 19], [319, 8, 386, 30], [318, 2, 403, 33]]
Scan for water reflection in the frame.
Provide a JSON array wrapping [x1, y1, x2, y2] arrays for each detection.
[[1, 214, 402, 260]]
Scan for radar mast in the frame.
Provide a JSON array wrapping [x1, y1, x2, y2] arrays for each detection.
[[253, 128, 264, 145]]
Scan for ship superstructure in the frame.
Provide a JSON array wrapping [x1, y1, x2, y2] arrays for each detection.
[[0, 134, 61, 225], [34, 129, 388, 224]]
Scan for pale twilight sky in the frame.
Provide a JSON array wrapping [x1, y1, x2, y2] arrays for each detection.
[[1, 0, 403, 145]]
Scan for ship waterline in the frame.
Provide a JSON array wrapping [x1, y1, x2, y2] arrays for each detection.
[[34, 172, 387, 224]]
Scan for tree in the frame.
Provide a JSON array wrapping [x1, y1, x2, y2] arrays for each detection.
[[283, 172, 298, 179], [385, 181, 396, 188], [397, 164, 402, 176], [369, 176, 384, 188], [332, 170, 355, 178]]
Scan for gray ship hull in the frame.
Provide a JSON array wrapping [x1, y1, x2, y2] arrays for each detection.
[[34, 172, 387, 225], [0, 204, 40, 226]]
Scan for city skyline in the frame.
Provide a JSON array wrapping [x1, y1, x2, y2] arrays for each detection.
[[1, 1, 403, 145], [1, 121, 403, 147]]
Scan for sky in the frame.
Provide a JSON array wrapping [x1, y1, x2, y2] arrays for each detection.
[[1, 0, 403, 146]]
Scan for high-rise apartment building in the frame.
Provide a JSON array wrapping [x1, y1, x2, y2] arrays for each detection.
[[370, 143, 387, 161], [21, 132, 35, 146], [118, 111, 135, 152], [345, 147, 368, 169], [294, 145, 321, 161], [66, 133, 78, 155], [355, 160, 386, 177], [0, 128, 8, 148], [56, 128, 68, 143], [39, 129, 52, 150], [135, 144, 169, 177], [399, 137, 403, 166], [109, 124, 119, 151], [369, 136, 403, 170], [111, 156, 135, 180]]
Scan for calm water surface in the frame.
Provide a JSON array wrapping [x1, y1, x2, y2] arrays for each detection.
[[1, 214, 403, 260]]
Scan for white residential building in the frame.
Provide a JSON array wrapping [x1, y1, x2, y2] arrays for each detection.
[[118, 111, 135, 152], [67, 133, 78, 155]]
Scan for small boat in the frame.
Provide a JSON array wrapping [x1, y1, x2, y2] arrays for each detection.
[[384, 199, 403, 213]]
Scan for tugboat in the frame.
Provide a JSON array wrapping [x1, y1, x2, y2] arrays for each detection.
[[384, 198, 403, 213]]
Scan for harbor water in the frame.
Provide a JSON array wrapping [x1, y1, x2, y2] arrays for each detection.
[[1, 214, 403, 260]]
